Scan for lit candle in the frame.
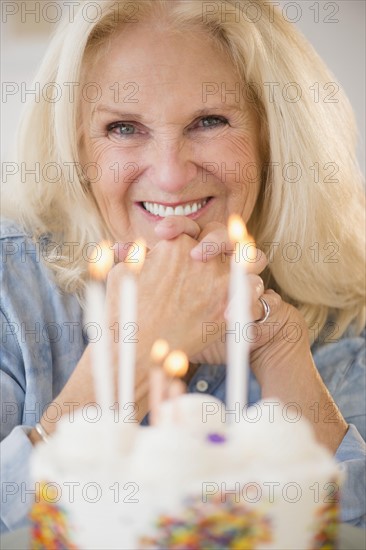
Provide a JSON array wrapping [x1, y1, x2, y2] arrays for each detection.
[[85, 241, 115, 416], [163, 351, 189, 423], [226, 215, 252, 422], [118, 240, 146, 415], [149, 339, 170, 425], [163, 350, 189, 379]]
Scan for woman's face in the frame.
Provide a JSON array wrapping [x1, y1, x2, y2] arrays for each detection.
[[81, 22, 262, 246]]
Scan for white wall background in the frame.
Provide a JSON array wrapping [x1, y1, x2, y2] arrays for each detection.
[[279, 0, 365, 173], [1, 0, 365, 173]]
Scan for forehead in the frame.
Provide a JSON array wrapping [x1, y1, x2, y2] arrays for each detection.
[[85, 22, 242, 108]]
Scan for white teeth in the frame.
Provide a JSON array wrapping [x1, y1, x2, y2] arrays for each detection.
[[174, 205, 184, 216], [142, 199, 208, 217]]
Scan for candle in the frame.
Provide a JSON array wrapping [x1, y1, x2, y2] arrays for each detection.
[[149, 339, 170, 425], [151, 339, 170, 365], [163, 350, 189, 379], [118, 240, 146, 416], [226, 215, 252, 422], [85, 241, 115, 417], [163, 351, 189, 423]]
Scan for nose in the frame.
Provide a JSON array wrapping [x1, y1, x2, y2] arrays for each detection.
[[148, 138, 198, 194]]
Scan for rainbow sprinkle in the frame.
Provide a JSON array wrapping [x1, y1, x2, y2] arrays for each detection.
[[30, 482, 78, 550], [29, 482, 337, 549], [312, 486, 340, 550], [139, 493, 272, 549], [207, 433, 226, 444]]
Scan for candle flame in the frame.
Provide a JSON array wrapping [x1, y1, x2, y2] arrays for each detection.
[[88, 241, 114, 280], [163, 350, 189, 378], [150, 339, 170, 364], [127, 239, 146, 274], [228, 215, 248, 244]]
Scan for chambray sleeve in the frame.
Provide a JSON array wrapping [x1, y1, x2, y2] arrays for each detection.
[[0, 308, 35, 533], [335, 425, 366, 527], [314, 331, 366, 527], [0, 226, 85, 533], [0, 426, 34, 533]]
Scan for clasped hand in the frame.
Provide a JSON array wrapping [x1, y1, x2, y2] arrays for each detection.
[[110, 215, 310, 380]]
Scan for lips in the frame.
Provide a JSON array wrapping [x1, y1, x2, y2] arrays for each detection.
[[141, 198, 210, 217]]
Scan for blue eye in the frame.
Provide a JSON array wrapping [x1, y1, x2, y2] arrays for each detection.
[[107, 122, 136, 136], [199, 116, 228, 128]]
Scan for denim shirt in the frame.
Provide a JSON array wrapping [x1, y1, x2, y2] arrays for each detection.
[[1, 218, 365, 532]]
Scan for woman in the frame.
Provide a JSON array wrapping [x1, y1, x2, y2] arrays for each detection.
[[1, 0, 365, 532]]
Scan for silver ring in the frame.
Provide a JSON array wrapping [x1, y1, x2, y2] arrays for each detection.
[[35, 422, 50, 443], [257, 296, 271, 324]]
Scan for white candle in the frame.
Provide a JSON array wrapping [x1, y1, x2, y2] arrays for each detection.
[[119, 272, 137, 409], [163, 350, 189, 424], [226, 216, 251, 422], [149, 339, 169, 426], [167, 379, 186, 424], [118, 240, 146, 416], [85, 241, 115, 417]]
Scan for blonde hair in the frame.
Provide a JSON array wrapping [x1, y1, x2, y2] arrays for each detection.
[[3, 0, 365, 338]]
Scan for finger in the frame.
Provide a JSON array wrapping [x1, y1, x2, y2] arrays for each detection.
[[191, 222, 236, 261], [190, 226, 235, 261], [191, 222, 268, 272], [248, 274, 265, 298], [112, 242, 132, 263], [245, 247, 268, 275], [154, 216, 201, 240], [112, 241, 152, 264], [191, 236, 268, 274]]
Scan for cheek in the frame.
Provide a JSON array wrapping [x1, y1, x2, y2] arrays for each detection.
[[87, 140, 134, 199], [213, 133, 260, 190], [212, 129, 261, 219], [245, 180, 261, 213]]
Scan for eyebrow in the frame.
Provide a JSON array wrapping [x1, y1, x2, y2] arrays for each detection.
[[92, 105, 143, 120], [92, 104, 245, 120]]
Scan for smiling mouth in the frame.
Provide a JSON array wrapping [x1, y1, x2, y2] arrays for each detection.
[[141, 198, 211, 217]]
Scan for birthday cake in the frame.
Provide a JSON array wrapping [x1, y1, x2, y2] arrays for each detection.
[[30, 394, 341, 549]]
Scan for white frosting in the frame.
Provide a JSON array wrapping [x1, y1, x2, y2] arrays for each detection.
[[31, 395, 340, 550]]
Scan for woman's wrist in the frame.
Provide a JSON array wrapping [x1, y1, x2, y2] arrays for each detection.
[[28, 427, 43, 446], [27, 346, 97, 446]]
